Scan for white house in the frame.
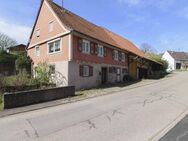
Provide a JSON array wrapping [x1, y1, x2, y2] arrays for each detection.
[[162, 51, 188, 71]]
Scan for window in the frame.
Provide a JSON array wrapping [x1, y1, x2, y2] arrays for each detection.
[[36, 29, 40, 37], [80, 65, 93, 77], [122, 53, 125, 62], [82, 39, 90, 54], [97, 45, 104, 57], [35, 46, 40, 57], [48, 39, 61, 54], [83, 66, 89, 77], [49, 21, 54, 32], [113, 50, 119, 61], [49, 65, 55, 75]]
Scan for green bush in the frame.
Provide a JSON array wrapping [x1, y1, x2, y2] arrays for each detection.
[[35, 62, 52, 86], [0, 50, 16, 63], [123, 75, 133, 82], [15, 53, 32, 73]]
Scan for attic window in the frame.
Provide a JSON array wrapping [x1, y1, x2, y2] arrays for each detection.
[[36, 29, 40, 37], [49, 21, 54, 32]]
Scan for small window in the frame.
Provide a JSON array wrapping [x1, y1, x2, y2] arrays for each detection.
[[49, 65, 55, 75], [83, 66, 89, 77], [82, 39, 90, 54], [113, 50, 119, 61], [122, 53, 125, 62], [97, 45, 104, 57], [49, 21, 54, 32], [35, 46, 40, 57], [48, 39, 61, 54], [36, 29, 40, 37]]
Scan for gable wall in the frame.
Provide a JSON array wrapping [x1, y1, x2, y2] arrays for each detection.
[[162, 51, 175, 70], [29, 1, 68, 46]]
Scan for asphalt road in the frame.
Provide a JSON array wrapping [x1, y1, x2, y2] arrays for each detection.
[[1, 72, 188, 141]]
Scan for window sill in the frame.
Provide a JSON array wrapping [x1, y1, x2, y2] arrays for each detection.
[[82, 52, 91, 55], [48, 51, 61, 55]]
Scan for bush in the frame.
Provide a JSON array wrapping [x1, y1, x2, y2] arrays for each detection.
[[0, 50, 16, 63], [15, 53, 32, 73], [123, 75, 133, 82], [35, 62, 53, 86]]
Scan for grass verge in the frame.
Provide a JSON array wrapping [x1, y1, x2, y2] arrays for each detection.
[[0, 95, 3, 111]]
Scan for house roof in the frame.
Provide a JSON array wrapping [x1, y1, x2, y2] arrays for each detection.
[[47, 0, 146, 58], [167, 51, 188, 61], [7, 44, 26, 49]]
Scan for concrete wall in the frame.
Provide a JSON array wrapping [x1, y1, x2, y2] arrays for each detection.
[[4, 86, 75, 109], [68, 61, 128, 90]]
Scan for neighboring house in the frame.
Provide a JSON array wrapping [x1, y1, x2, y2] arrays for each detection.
[[6, 44, 26, 54], [162, 51, 188, 71], [27, 0, 160, 89]]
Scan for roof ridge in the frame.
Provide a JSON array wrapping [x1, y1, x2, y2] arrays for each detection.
[[50, 1, 102, 30]]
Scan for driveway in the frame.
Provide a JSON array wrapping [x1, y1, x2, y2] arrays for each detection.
[[0, 72, 188, 141]]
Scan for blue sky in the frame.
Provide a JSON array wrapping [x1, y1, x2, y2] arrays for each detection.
[[0, 0, 188, 52]]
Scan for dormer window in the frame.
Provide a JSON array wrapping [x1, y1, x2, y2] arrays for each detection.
[[36, 29, 40, 37], [49, 21, 54, 32]]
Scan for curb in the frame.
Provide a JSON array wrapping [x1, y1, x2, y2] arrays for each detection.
[[148, 108, 188, 141]]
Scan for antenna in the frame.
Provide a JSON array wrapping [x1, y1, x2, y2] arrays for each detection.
[[62, 0, 64, 8]]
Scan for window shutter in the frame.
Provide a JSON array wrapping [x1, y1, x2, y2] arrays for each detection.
[[78, 38, 82, 52], [90, 42, 95, 54], [104, 47, 107, 57], [79, 65, 83, 76], [89, 66, 93, 76], [95, 44, 98, 55]]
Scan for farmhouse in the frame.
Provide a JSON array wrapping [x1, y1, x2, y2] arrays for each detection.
[[162, 51, 188, 71], [27, 0, 160, 89]]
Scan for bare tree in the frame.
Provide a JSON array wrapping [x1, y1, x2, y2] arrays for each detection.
[[140, 43, 157, 54], [0, 33, 17, 50]]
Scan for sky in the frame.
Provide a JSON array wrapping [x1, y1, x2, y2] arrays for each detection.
[[0, 0, 188, 53]]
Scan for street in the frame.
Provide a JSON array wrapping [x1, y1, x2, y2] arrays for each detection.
[[0, 72, 188, 141]]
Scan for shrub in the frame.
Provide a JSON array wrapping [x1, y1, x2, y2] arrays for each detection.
[[123, 75, 133, 82], [35, 62, 53, 86], [15, 53, 32, 73], [0, 50, 16, 63]]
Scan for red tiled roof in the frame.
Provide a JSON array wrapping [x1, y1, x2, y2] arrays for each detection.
[[47, 0, 148, 59]]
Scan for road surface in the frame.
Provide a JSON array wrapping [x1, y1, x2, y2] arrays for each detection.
[[1, 72, 188, 141]]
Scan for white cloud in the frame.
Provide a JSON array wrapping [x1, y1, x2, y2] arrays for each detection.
[[0, 18, 32, 44]]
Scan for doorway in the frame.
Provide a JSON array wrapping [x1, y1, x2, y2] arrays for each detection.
[[116, 68, 121, 82], [101, 67, 107, 84]]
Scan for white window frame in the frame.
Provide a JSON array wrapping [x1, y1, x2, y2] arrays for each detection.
[[114, 50, 119, 61], [49, 21, 54, 32], [36, 29, 40, 37], [83, 66, 89, 77], [121, 53, 125, 62], [35, 46, 40, 57], [82, 39, 90, 54], [97, 44, 104, 57], [47, 38, 62, 55]]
